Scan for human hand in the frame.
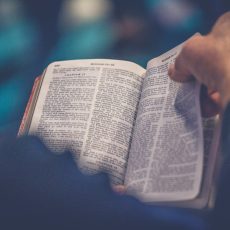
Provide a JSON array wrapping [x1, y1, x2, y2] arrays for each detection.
[[168, 12, 230, 112], [200, 85, 221, 117]]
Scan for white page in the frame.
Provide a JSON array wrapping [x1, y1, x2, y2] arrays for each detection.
[[125, 45, 204, 202], [28, 59, 145, 184], [153, 117, 221, 208]]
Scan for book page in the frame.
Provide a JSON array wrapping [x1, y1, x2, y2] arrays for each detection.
[[28, 59, 145, 184], [125, 45, 204, 202], [182, 116, 220, 208], [191, 116, 220, 208], [153, 117, 220, 208]]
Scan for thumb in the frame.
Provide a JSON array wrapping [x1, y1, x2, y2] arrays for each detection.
[[168, 61, 193, 83]]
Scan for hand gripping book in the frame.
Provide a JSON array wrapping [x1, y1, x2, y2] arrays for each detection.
[[18, 39, 221, 209]]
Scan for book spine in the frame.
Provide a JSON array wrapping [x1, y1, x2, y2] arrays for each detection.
[[18, 76, 41, 136]]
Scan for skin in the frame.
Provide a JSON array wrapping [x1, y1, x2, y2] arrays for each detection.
[[168, 11, 230, 111], [115, 11, 230, 192]]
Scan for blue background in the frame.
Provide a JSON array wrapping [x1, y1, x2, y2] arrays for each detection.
[[0, 0, 229, 135]]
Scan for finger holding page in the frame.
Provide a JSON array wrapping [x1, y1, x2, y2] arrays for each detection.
[[200, 85, 221, 117], [112, 185, 127, 195], [168, 34, 202, 83], [168, 54, 193, 83], [169, 12, 230, 108]]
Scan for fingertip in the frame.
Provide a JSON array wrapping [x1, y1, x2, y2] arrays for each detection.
[[200, 86, 221, 117], [168, 63, 175, 79], [168, 63, 188, 82], [112, 185, 126, 195], [169, 65, 194, 83]]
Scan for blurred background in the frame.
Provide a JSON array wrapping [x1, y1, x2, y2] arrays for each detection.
[[0, 0, 229, 135]]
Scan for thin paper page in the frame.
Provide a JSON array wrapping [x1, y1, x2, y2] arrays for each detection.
[[125, 45, 204, 202], [28, 59, 145, 184], [172, 117, 220, 208]]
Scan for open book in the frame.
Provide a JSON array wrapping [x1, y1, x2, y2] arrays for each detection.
[[18, 41, 220, 209]]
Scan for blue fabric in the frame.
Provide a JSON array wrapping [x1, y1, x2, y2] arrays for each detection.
[[210, 103, 230, 230], [0, 136, 205, 230]]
